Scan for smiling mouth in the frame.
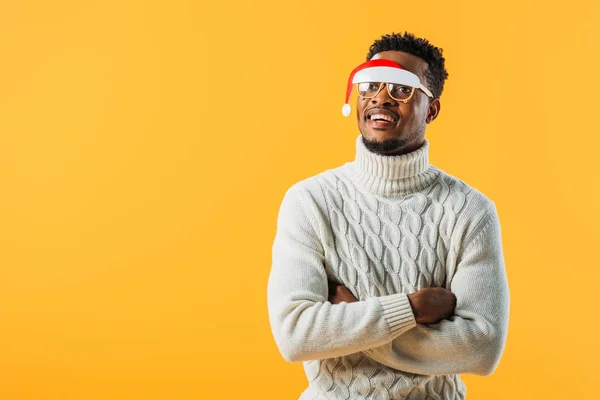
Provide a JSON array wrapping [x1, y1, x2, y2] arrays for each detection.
[[368, 113, 398, 123], [365, 108, 399, 124]]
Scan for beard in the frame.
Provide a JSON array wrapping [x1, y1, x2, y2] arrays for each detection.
[[361, 124, 425, 155]]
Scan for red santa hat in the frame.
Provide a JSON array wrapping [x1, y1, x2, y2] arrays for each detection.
[[342, 58, 433, 116]]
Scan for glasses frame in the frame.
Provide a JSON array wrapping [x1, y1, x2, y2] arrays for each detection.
[[356, 81, 433, 103]]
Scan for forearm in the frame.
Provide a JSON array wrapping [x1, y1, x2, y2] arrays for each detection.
[[363, 312, 508, 376], [268, 281, 416, 362]]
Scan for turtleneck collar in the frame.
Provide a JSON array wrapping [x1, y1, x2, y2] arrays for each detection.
[[353, 134, 440, 197]]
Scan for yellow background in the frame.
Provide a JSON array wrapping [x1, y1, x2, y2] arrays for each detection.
[[0, 0, 598, 398]]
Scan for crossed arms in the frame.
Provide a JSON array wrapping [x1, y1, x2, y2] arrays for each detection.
[[267, 186, 510, 376]]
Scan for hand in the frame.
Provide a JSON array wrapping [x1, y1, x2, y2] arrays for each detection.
[[407, 287, 456, 324], [328, 282, 358, 304]]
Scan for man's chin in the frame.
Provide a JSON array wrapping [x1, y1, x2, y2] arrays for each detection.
[[361, 132, 408, 154]]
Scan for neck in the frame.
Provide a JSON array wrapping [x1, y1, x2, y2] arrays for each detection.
[[352, 134, 439, 197]]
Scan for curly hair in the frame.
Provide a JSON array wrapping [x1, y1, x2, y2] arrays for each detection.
[[366, 32, 449, 99]]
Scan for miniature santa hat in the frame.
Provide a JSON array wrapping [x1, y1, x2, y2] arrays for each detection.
[[341, 58, 432, 116]]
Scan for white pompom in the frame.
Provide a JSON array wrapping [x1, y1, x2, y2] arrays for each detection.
[[342, 103, 351, 117]]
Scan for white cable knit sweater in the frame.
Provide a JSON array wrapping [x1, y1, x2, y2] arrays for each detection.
[[267, 135, 510, 400]]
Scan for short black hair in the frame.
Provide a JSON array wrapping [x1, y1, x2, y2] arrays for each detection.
[[366, 32, 449, 99]]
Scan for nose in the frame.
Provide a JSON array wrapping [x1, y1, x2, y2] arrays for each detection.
[[371, 83, 397, 106]]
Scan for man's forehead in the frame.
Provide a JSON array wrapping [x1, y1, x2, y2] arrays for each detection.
[[370, 51, 428, 77]]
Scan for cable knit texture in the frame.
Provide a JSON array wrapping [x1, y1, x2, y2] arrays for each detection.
[[267, 135, 510, 400]]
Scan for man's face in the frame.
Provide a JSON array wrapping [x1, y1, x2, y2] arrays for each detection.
[[356, 50, 439, 155]]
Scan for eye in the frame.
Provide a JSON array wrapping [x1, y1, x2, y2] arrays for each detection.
[[389, 84, 413, 100]]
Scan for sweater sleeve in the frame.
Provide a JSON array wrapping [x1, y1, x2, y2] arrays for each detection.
[[362, 205, 510, 376], [267, 184, 417, 362]]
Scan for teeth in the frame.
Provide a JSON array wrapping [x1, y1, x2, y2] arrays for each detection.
[[369, 113, 395, 122]]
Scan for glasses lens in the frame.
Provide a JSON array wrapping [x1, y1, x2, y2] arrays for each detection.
[[388, 83, 414, 101], [357, 82, 382, 98]]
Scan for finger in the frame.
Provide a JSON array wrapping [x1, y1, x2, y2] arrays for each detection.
[[337, 285, 350, 293], [338, 287, 357, 302]]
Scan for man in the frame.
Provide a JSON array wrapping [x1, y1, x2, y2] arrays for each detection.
[[267, 32, 510, 400]]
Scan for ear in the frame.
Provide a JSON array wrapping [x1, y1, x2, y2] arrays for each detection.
[[426, 98, 440, 124]]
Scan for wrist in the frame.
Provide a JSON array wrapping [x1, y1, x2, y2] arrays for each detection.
[[378, 293, 417, 336], [407, 292, 421, 321]]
